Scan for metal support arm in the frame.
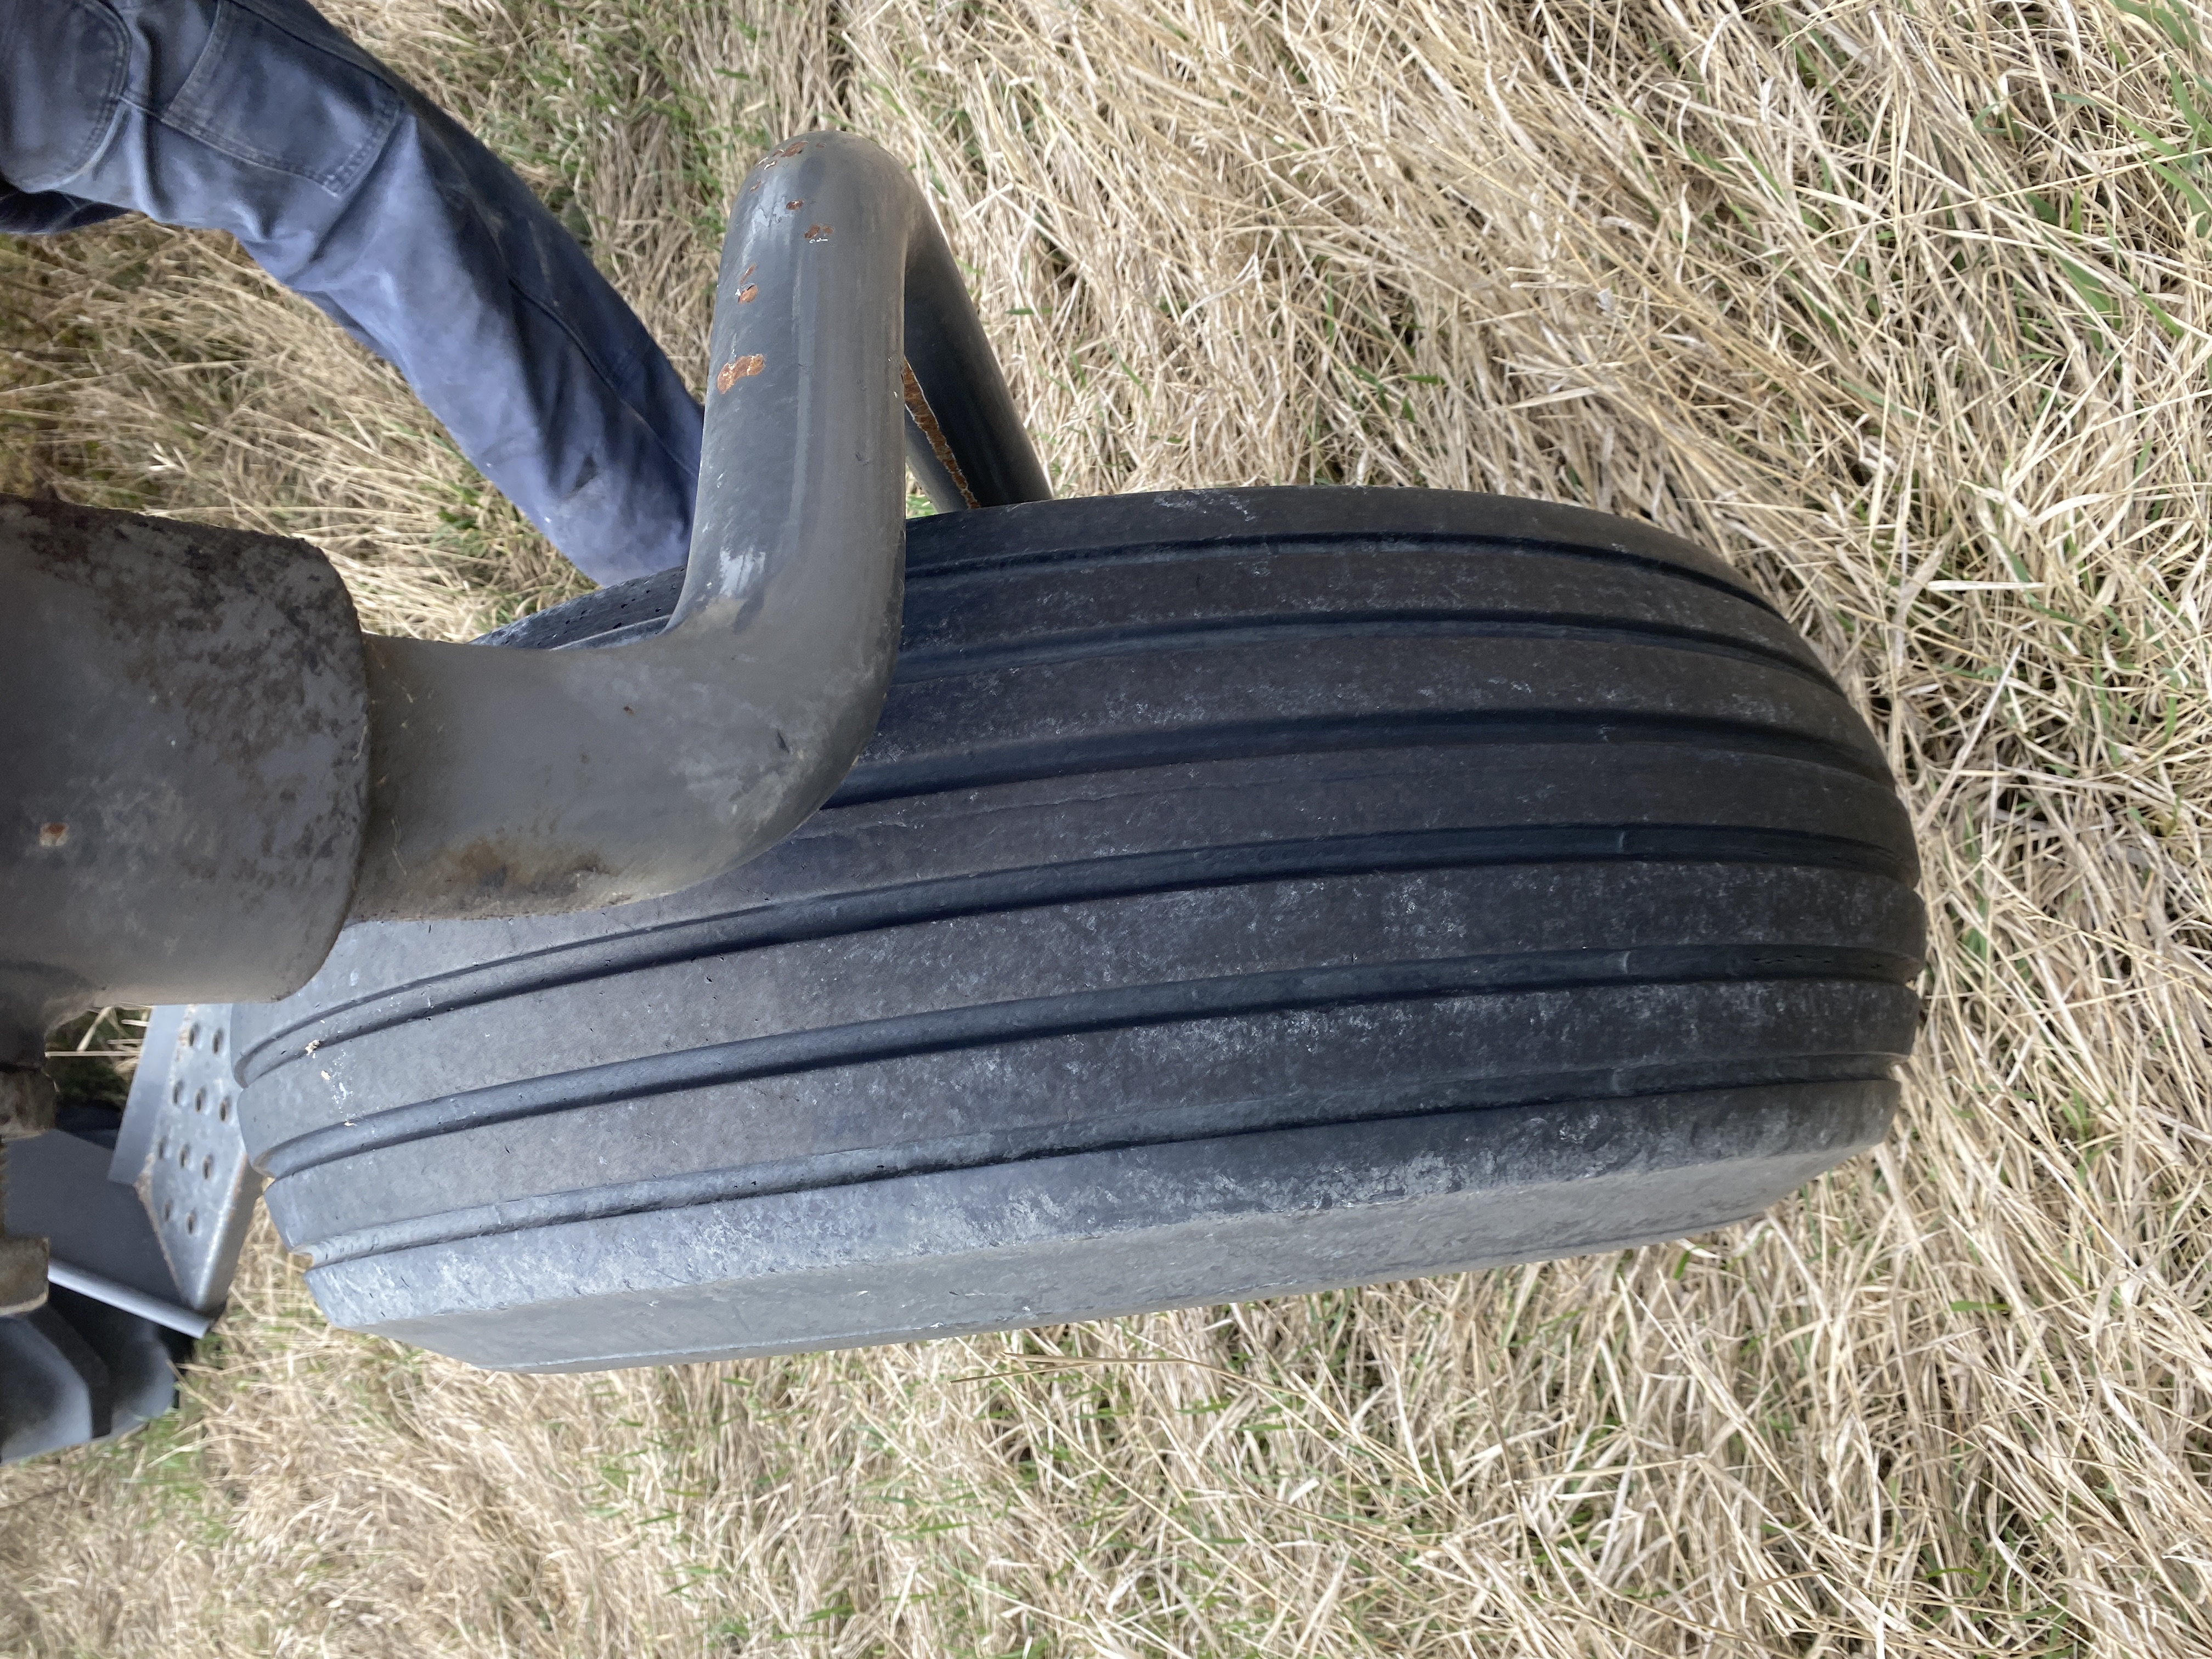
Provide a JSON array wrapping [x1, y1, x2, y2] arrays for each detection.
[[348, 131, 1047, 919], [0, 132, 1046, 1309]]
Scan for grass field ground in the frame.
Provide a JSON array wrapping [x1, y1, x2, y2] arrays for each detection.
[[4, 1, 2212, 1653]]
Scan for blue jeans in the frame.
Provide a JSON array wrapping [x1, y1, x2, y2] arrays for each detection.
[[0, 0, 702, 584]]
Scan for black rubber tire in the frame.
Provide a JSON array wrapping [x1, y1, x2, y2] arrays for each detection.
[[0, 1286, 179, 1463], [0, 1303, 110, 1462], [233, 488, 1923, 1372]]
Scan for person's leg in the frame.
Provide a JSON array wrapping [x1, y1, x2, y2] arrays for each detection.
[[0, 0, 702, 584]]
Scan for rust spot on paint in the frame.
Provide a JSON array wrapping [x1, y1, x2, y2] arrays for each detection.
[[426, 837, 619, 917], [736, 283, 758, 303], [716, 353, 766, 392], [36, 823, 66, 849], [804, 224, 833, 242], [774, 140, 807, 158], [786, 199, 804, 210], [742, 263, 755, 279], [901, 362, 980, 509]]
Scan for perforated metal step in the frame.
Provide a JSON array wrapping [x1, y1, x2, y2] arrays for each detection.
[[116, 1005, 260, 1314]]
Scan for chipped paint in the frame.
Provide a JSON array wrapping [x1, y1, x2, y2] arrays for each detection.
[[736, 284, 758, 304], [426, 835, 620, 915], [901, 363, 981, 509], [804, 224, 833, 242], [716, 354, 766, 392]]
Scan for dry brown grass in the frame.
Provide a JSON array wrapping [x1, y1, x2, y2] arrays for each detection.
[[5, 0, 2212, 1652]]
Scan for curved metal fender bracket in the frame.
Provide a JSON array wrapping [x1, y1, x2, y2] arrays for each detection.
[[348, 132, 1049, 922]]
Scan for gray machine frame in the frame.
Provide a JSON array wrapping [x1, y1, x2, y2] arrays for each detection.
[[0, 132, 1048, 1324]]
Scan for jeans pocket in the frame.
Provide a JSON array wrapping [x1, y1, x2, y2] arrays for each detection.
[[0, 0, 130, 191], [161, 0, 401, 196]]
